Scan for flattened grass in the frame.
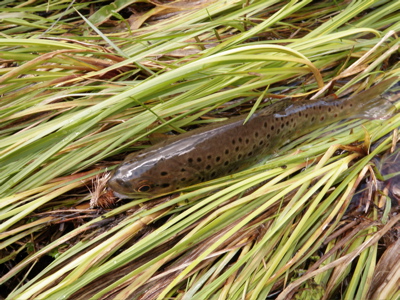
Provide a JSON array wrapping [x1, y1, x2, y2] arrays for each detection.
[[1, 0, 399, 299]]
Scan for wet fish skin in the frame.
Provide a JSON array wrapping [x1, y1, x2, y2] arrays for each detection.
[[108, 77, 398, 198]]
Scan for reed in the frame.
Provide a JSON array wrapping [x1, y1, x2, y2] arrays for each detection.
[[1, 0, 399, 299]]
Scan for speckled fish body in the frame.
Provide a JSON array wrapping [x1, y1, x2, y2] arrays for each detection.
[[108, 78, 398, 198]]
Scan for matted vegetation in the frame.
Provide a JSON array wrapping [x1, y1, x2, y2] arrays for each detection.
[[0, 0, 399, 299]]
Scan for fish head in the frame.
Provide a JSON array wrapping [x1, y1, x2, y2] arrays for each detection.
[[107, 171, 155, 199], [107, 152, 194, 198]]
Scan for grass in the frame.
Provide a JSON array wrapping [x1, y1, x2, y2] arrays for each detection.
[[0, 0, 400, 299]]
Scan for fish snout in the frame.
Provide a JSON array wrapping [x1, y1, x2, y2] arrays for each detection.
[[107, 173, 134, 195]]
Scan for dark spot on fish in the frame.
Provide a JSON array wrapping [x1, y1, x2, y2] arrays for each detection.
[[197, 157, 202, 162], [253, 144, 257, 149], [305, 113, 308, 118], [277, 128, 280, 134], [181, 177, 186, 181], [340, 105, 343, 109], [245, 138, 249, 144], [350, 103, 353, 107], [248, 151, 253, 156], [207, 155, 212, 159], [271, 125, 275, 131], [235, 146, 240, 152], [320, 116, 325, 121], [224, 161, 229, 166], [264, 122, 268, 128], [161, 171, 168, 176], [232, 139, 236, 145], [290, 118, 293, 122], [259, 140, 264, 146], [211, 171, 216, 177], [299, 112, 302, 116], [286, 121, 289, 126], [267, 133, 271, 138], [161, 183, 170, 188], [238, 154, 243, 159], [311, 117, 315, 122], [181, 168, 186, 172], [255, 132, 259, 138], [281, 123, 284, 128], [334, 113, 338, 117], [216, 156, 221, 162], [328, 107, 332, 112], [206, 164, 211, 170], [239, 137, 243, 143], [225, 149, 229, 154], [188, 158, 193, 163]]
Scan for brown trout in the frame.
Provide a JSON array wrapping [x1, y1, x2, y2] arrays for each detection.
[[108, 77, 398, 198]]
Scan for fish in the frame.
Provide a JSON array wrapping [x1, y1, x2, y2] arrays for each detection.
[[108, 77, 399, 198]]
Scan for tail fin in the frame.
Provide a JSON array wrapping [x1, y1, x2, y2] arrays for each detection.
[[381, 77, 400, 103], [350, 76, 398, 120]]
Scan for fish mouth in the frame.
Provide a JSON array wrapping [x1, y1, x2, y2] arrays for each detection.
[[112, 190, 150, 199]]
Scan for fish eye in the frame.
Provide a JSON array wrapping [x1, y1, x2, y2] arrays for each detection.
[[136, 180, 153, 193], [137, 185, 151, 193]]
